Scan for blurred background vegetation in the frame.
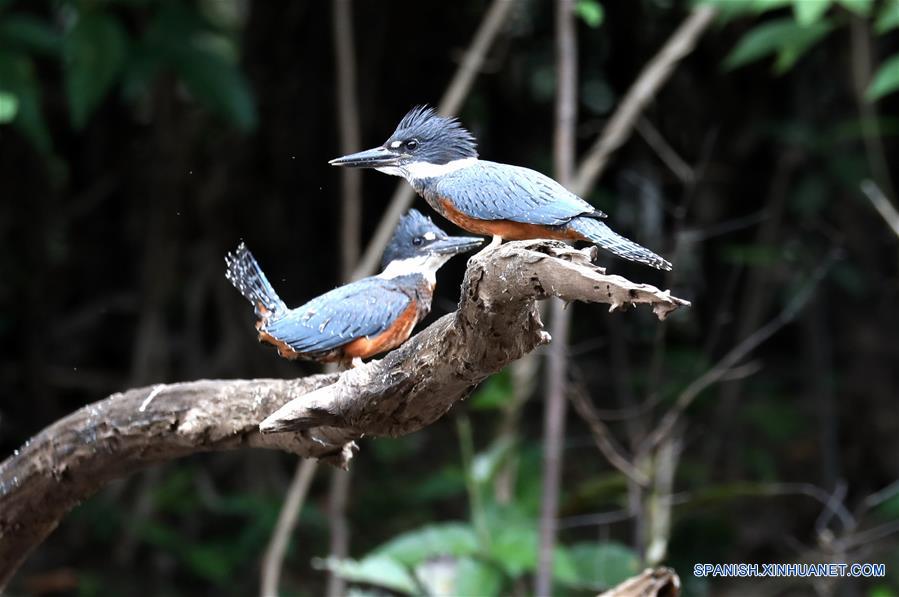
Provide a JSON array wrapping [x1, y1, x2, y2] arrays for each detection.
[[1, 0, 899, 595]]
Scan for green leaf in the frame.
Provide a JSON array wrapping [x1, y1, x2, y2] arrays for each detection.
[[453, 557, 504, 597], [552, 546, 580, 585], [565, 542, 639, 589], [488, 522, 536, 576], [0, 90, 17, 123], [575, 0, 604, 27], [319, 555, 418, 595], [63, 11, 128, 128], [183, 544, 232, 584], [869, 585, 899, 597], [724, 18, 834, 74], [372, 523, 480, 567], [836, 0, 872, 15], [0, 51, 51, 151], [168, 45, 256, 130], [138, 3, 256, 130], [875, 0, 899, 33], [867, 53, 899, 101], [486, 521, 577, 583], [792, 0, 831, 26], [0, 14, 62, 55], [696, 0, 759, 23]]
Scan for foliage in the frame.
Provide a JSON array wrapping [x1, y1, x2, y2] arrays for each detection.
[[0, 0, 256, 155], [3, 0, 899, 595], [705, 0, 899, 98], [723, 18, 835, 74], [867, 54, 899, 100], [322, 427, 640, 595], [574, 0, 604, 28]]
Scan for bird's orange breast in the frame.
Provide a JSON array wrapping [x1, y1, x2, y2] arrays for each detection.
[[341, 301, 420, 359], [437, 197, 582, 241]]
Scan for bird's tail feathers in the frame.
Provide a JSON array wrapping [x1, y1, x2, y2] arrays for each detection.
[[225, 243, 288, 321], [568, 218, 672, 271]]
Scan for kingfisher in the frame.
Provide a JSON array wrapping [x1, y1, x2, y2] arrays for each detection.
[[225, 209, 481, 367], [330, 106, 671, 270]]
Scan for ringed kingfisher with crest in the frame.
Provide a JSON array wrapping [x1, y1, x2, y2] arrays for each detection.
[[225, 209, 481, 367], [330, 106, 671, 270]]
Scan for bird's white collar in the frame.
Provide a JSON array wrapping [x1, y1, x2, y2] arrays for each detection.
[[376, 157, 477, 181]]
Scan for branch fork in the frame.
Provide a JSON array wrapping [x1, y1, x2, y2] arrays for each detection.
[[260, 241, 689, 438], [0, 240, 688, 588]]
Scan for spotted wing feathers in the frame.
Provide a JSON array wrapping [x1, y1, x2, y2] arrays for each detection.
[[225, 243, 288, 319], [569, 217, 672, 271], [263, 278, 413, 355]]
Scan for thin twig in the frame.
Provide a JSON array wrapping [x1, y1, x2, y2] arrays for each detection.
[[264, 0, 364, 585], [535, 1, 577, 594], [645, 251, 838, 453], [635, 117, 694, 184], [325, 468, 351, 597], [569, 386, 649, 486], [850, 18, 898, 209], [668, 481, 856, 532], [559, 508, 633, 529], [857, 479, 899, 518], [334, 0, 363, 279], [327, 3, 363, 593], [351, 0, 514, 280], [814, 480, 849, 539], [260, 459, 318, 597], [860, 179, 899, 239], [836, 519, 899, 552], [572, 5, 717, 197]]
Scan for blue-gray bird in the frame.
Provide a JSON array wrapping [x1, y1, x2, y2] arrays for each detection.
[[225, 209, 481, 366], [330, 106, 672, 270]]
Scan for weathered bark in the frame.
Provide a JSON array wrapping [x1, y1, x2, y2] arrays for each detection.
[[0, 240, 689, 588], [260, 241, 688, 433], [599, 567, 681, 597]]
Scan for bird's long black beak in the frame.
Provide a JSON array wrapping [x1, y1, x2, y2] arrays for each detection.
[[329, 146, 402, 168], [430, 235, 484, 256]]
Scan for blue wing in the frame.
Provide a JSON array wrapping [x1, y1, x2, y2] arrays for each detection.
[[263, 277, 412, 354], [432, 160, 605, 225]]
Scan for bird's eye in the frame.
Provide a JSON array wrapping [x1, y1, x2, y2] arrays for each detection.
[[405, 139, 419, 151], [412, 236, 423, 246]]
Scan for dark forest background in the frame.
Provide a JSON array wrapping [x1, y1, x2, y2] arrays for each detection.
[[2, 0, 899, 595]]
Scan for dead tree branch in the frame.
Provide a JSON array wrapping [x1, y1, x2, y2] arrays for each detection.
[[261, 241, 688, 434], [599, 567, 681, 597], [260, 458, 318, 597], [0, 241, 688, 589]]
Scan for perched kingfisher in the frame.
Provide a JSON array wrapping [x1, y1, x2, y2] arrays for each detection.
[[330, 106, 671, 270], [225, 209, 481, 367]]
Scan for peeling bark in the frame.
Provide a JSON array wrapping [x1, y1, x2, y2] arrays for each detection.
[[0, 240, 689, 588]]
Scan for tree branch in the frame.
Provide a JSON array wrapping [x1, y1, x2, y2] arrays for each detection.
[[0, 241, 688, 589], [261, 241, 689, 434], [536, 0, 577, 593], [573, 5, 717, 196], [260, 458, 318, 597]]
